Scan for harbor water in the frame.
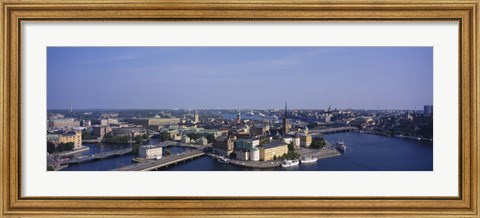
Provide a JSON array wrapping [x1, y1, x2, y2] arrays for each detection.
[[60, 132, 433, 171]]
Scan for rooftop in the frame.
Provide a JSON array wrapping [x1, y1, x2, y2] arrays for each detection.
[[260, 141, 287, 149]]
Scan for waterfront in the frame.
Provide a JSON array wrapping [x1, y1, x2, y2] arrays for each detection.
[[61, 132, 432, 171]]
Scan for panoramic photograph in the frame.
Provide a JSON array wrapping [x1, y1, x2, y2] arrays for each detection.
[[46, 47, 433, 171]]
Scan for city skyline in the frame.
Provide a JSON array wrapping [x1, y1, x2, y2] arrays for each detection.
[[48, 47, 433, 110]]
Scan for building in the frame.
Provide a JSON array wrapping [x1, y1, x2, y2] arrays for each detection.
[[50, 130, 82, 149], [235, 138, 259, 150], [181, 135, 191, 144], [283, 137, 300, 149], [48, 118, 79, 129], [46, 134, 60, 143], [100, 118, 119, 126], [138, 145, 162, 160], [81, 120, 91, 127], [212, 136, 236, 156], [48, 113, 64, 120], [236, 112, 241, 124], [283, 102, 290, 135], [424, 105, 433, 115], [194, 110, 200, 124], [250, 125, 269, 136], [298, 133, 312, 148], [196, 136, 208, 145], [259, 141, 288, 161], [125, 118, 180, 129], [92, 125, 113, 139], [235, 149, 249, 161], [249, 147, 260, 161], [111, 127, 146, 137]]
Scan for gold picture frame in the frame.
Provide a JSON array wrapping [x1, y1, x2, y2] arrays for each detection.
[[1, 0, 478, 217]]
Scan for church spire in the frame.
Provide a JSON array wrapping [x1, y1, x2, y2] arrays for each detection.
[[283, 101, 290, 135]]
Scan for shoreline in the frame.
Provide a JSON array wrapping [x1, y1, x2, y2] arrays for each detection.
[[209, 146, 341, 169], [358, 131, 433, 142]]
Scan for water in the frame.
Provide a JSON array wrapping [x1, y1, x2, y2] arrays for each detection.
[[61, 141, 191, 171], [160, 132, 433, 171], [61, 132, 433, 171], [61, 143, 135, 171]]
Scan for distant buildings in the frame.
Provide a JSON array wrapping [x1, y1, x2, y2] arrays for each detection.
[[92, 125, 146, 139], [424, 105, 433, 115], [124, 118, 180, 130], [93, 126, 112, 138], [236, 112, 241, 124], [194, 110, 200, 124], [48, 113, 65, 120], [112, 127, 146, 137], [138, 145, 162, 160], [250, 124, 269, 136], [48, 118, 79, 129], [100, 118, 119, 126]]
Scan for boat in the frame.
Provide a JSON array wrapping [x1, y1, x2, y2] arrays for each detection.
[[300, 156, 318, 164], [281, 159, 300, 168], [132, 157, 146, 163], [218, 156, 230, 164], [335, 140, 347, 152]]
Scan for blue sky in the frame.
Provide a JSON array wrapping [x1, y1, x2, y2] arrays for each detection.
[[47, 47, 433, 110]]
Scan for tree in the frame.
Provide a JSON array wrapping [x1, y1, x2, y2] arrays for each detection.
[[206, 134, 215, 143], [131, 143, 140, 156], [273, 155, 277, 161], [159, 132, 170, 142], [288, 142, 295, 152], [56, 142, 74, 152], [82, 129, 96, 140], [187, 133, 202, 140], [47, 165, 55, 171], [47, 141, 56, 154], [134, 135, 143, 144], [164, 150, 172, 156], [310, 137, 326, 149]]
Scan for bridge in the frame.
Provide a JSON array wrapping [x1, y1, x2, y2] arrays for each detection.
[[310, 127, 358, 135], [154, 141, 211, 150], [82, 139, 102, 143], [112, 150, 205, 171], [60, 148, 132, 164]]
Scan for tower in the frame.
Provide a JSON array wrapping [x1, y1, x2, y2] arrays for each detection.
[[236, 112, 241, 124], [194, 110, 200, 124], [283, 101, 290, 135]]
